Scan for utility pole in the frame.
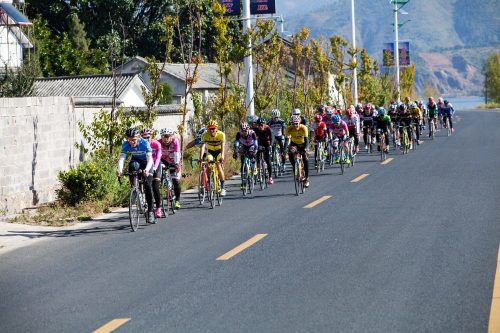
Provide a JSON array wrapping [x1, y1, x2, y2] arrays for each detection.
[[242, 0, 255, 116], [351, 0, 358, 106], [393, 0, 400, 104]]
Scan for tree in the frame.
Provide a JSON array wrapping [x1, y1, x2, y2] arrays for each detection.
[[484, 52, 500, 103]]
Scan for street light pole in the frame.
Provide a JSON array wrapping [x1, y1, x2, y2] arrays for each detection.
[[393, 0, 401, 104], [351, 0, 358, 106], [242, 0, 255, 116]]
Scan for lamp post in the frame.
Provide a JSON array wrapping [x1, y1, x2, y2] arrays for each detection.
[[391, 0, 410, 104], [351, 0, 358, 106], [242, 0, 255, 116]]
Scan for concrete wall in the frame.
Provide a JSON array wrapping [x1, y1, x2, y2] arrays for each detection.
[[0, 97, 81, 213], [0, 97, 193, 213]]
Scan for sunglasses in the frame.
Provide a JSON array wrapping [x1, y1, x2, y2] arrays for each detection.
[[127, 137, 138, 143]]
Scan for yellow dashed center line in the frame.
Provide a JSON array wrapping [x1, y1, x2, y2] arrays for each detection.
[[381, 158, 394, 165], [217, 234, 268, 261], [304, 195, 332, 208], [489, 245, 500, 332], [93, 318, 131, 333], [351, 173, 369, 183]]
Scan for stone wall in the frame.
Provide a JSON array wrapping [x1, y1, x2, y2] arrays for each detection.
[[0, 97, 81, 213]]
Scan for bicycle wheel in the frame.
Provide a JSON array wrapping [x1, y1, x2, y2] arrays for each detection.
[[299, 159, 305, 194], [168, 185, 176, 215], [198, 170, 206, 205], [339, 145, 345, 175], [215, 173, 223, 206], [294, 159, 300, 196], [129, 188, 140, 232], [446, 117, 451, 136], [160, 176, 168, 219], [380, 134, 386, 161], [208, 170, 215, 209], [403, 129, 409, 155], [257, 153, 266, 191]]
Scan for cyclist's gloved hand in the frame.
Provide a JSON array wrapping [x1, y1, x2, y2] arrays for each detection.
[[232, 153, 237, 159]]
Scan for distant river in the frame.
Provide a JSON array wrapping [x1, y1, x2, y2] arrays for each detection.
[[446, 96, 485, 110]]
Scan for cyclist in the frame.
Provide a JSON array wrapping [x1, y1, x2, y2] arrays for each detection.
[[437, 97, 445, 128], [254, 117, 274, 184], [427, 97, 438, 136], [343, 105, 360, 153], [292, 108, 308, 126], [374, 107, 391, 153], [311, 113, 327, 167], [116, 128, 155, 222], [140, 128, 164, 218], [159, 128, 182, 211], [397, 103, 412, 150], [267, 109, 287, 169], [233, 122, 258, 189], [199, 119, 227, 196], [331, 114, 350, 164], [442, 100, 455, 133], [285, 115, 310, 188], [409, 102, 422, 144], [360, 103, 376, 151], [418, 100, 427, 130]]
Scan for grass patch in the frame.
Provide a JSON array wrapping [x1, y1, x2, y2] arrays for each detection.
[[477, 103, 500, 109]]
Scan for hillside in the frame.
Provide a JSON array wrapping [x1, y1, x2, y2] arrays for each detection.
[[284, 0, 500, 96]]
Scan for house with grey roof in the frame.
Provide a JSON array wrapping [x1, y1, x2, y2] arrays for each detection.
[[32, 73, 148, 107]]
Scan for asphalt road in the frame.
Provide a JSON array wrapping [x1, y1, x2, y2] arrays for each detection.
[[1, 110, 499, 333]]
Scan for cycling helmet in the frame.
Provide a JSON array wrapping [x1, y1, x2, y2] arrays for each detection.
[[389, 104, 396, 111], [271, 109, 280, 117], [140, 128, 153, 137], [332, 114, 341, 124], [443, 100, 449, 105], [346, 108, 353, 117], [378, 107, 386, 116], [125, 127, 139, 138], [292, 108, 301, 116], [364, 103, 372, 112], [207, 119, 218, 129], [240, 122, 250, 130], [314, 114, 322, 122], [326, 108, 333, 116], [438, 97, 444, 103], [410, 103, 417, 109], [256, 117, 265, 125], [355, 103, 363, 111], [247, 115, 258, 124], [160, 128, 175, 136], [398, 104, 407, 111], [291, 115, 301, 124]]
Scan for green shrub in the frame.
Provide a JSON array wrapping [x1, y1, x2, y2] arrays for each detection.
[[57, 161, 111, 206]]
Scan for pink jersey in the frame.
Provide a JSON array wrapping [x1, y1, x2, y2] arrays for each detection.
[[331, 120, 349, 138], [322, 115, 335, 131], [149, 139, 162, 170], [160, 136, 181, 165]]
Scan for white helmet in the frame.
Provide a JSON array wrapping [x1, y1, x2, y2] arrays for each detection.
[[160, 128, 175, 136], [271, 109, 280, 117], [292, 108, 301, 116]]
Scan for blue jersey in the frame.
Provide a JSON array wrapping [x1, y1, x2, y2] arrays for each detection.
[[120, 138, 152, 162]]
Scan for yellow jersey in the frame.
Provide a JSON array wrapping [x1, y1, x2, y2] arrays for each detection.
[[285, 124, 308, 145], [410, 106, 422, 119], [201, 130, 225, 151]]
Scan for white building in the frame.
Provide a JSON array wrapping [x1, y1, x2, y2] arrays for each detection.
[[0, 0, 32, 70]]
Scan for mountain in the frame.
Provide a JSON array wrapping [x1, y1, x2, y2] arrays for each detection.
[[279, 0, 500, 96]]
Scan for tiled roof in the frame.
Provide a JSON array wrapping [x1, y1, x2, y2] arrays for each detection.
[[158, 63, 221, 89], [32, 74, 142, 98]]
